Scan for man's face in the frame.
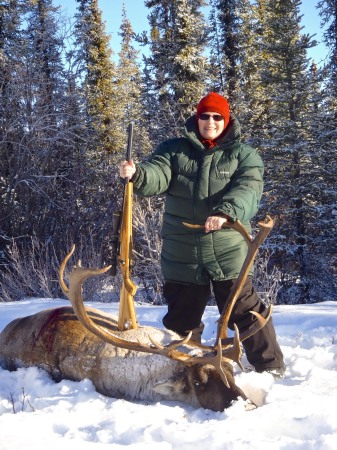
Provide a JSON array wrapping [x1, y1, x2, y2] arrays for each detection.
[[198, 112, 225, 141]]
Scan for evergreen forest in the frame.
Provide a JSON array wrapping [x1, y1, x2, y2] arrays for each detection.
[[0, 0, 336, 305]]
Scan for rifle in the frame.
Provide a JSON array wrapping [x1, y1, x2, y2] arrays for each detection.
[[116, 122, 138, 331]]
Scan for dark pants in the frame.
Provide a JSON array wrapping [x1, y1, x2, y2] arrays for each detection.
[[162, 277, 284, 371]]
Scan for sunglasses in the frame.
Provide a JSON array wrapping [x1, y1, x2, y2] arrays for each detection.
[[198, 113, 224, 122]]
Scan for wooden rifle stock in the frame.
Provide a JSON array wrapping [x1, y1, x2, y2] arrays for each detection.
[[117, 123, 138, 331]]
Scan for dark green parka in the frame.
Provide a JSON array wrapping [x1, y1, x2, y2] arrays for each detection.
[[132, 114, 264, 285]]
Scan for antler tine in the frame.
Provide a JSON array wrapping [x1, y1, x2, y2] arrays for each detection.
[[187, 306, 272, 352], [236, 307, 272, 343], [59, 244, 76, 295], [149, 332, 193, 351], [221, 220, 252, 244], [59, 244, 111, 296]]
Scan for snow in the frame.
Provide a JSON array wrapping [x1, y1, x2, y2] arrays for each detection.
[[0, 298, 337, 450]]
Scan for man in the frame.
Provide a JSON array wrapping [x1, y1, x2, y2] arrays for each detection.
[[120, 92, 285, 378]]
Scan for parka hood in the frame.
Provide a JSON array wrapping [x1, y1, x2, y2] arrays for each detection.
[[182, 113, 242, 152]]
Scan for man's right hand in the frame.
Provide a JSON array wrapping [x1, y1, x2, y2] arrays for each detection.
[[120, 160, 136, 179]]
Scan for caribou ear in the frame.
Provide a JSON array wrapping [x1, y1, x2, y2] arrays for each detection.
[[152, 380, 176, 396], [152, 370, 190, 397]]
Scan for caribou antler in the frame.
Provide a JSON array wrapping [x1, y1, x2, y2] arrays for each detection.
[[59, 246, 245, 387], [59, 246, 185, 356], [59, 216, 273, 390]]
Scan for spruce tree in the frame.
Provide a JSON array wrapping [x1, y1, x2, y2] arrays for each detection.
[[172, 0, 209, 116], [0, 1, 94, 298], [310, 0, 337, 300], [71, 0, 123, 264], [208, 0, 242, 103], [101, 6, 155, 280], [113, 6, 151, 158], [0, 0, 26, 245], [142, 0, 209, 142], [208, 0, 267, 140], [74, 0, 117, 155], [236, 0, 273, 142], [1, 0, 71, 244], [258, 0, 320, 303]]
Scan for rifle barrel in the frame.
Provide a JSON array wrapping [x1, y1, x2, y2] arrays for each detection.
[[126, 122, 134, 162]]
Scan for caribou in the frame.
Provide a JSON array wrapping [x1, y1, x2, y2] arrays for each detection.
[[0, 217, 273, 411]]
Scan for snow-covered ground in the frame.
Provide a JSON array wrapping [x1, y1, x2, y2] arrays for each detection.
[[0, 298, 336, 450]]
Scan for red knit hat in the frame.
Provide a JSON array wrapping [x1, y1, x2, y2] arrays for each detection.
[[196, 92, 230, 129]]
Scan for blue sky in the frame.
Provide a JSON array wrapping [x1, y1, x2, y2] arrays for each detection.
[[56, 0, 328, 66]]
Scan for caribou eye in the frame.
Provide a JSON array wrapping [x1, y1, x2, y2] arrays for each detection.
[[193, 379, 201, 388]]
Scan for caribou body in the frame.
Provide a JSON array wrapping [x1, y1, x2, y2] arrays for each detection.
[[0, 305, 247, 411], [0, 217, 273, 411]]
